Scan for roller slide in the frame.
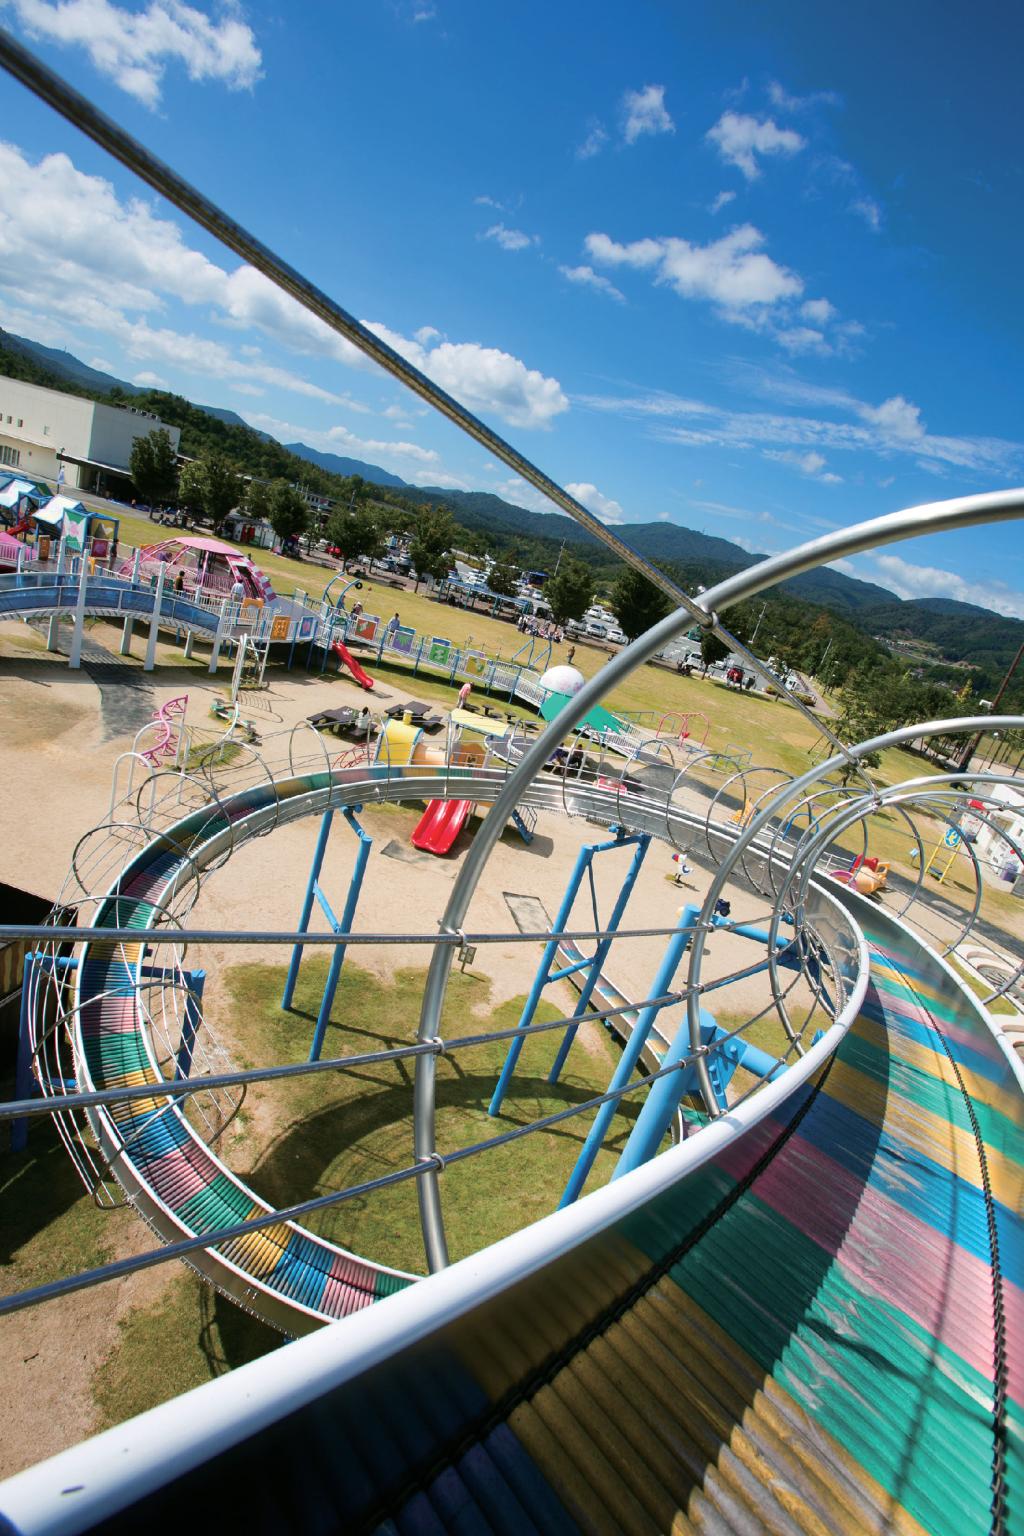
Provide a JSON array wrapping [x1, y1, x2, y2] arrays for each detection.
[[330, 639, 374, 690], [1, 786, 1020, 1535], [412, 797, 474, 854]]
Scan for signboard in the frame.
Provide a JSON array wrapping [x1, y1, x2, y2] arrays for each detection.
[[63, 508, 89, 552], [463, 650, 488, 678], [270, 614, 290, 642], [390, 624, 416, 655], [299, 617, 316, 641], [352, 613, 379, 643], [428, 637, 452, 667]]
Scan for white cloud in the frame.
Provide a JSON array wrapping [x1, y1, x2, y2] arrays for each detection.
[[581, 381, 1023, 478], [491, 475, 566, 516], [775, 326, 829, 355], [850, 196, 882, 231], [558, 264, 625, 302], [860, 394, 925, 442], [482, 223, 539, 252], [801, 298, 836, 325], [1, 0, 261, 108], [576, 120, 609, 160], [565, 481, 626, 524], [622, 84, 674, 144], [706, 111, 805, 179], [767, 80, 840, 112], [870, 555, 1024, 619], [764, 448, 842, 483], [132, 369, 168, 388], [585, 224, 803, 310], [710, 190, 736, 214], [0, 140, 567, 430], [412, 4, 436, 20], [244, 410, 441, 469], [474, 194, 504, 210]]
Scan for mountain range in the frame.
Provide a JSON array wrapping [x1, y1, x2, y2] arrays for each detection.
[[1, 326, 1020, 680]]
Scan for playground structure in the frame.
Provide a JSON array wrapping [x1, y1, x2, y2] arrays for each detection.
[[116, 534, 276, 603], [0, 41, 1020, 1536]]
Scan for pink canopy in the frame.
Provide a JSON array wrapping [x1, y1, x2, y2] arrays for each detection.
[[117, 534, 276, 601]]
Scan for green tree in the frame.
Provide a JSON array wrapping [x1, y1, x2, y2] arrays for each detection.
[[487, 558, 520, 597], [545, 558, 594, 625], [409, 507, 456, 590], [176, 455, 242, 533], [699, 630, 731, 670], [268, 481, 310, 550], [611, 566, 671, 641], [129, 428, 178, 506], [177, 459, 207, 519], [243, 478, 273, 524], [325, 506, 384, 570]]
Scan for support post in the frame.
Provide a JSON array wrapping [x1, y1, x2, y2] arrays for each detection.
[[183, 628, 195, 660], [547, 831, 651, 1083], [68, 553, 88, 670], [11, 953, 37, 1154], [488, 830, 633, 1117], [144, 560, 166, 673], [558, 904, 700, 1208], [309, 811, 372, 1062], [174, 969, 207, 1079], [208, 597, 229, 675], [120, 616, 134, 656], [282, 808, 335, 1010], [131, 547, 141, 585], [611, 1006, 720, 1180]]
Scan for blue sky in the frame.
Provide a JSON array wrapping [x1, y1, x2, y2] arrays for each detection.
[[0, 0, 1021, 614]]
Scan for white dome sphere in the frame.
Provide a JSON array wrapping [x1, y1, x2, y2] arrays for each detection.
[[540, 664, 585, 697]]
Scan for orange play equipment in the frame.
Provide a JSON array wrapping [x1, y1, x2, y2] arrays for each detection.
[[832, 854, 889, 896]]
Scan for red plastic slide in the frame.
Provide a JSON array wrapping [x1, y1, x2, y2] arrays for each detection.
[[411, 798, 474, 855], [331, 640, 374, 691]]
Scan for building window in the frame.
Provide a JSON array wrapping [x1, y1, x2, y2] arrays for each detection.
[[4, 415, 10, 424], [16, 418, 23, 428], [42, 425, 49, 435], [0, 445, 21, 467]]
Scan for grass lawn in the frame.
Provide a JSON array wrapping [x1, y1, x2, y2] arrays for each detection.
[[224, 957, 641, 1273]]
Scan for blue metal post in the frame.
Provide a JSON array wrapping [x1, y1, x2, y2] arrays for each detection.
[[309, 809, 372, 1062], [547, 832, 651, 1083], [282, 809, 335, 1009], [11, 952, 37, 1153], [174, 969, 207, 1080], [611, 1005, 720, 1181], [558, 904, 700, 1207], [488, 831, 630, 1117]]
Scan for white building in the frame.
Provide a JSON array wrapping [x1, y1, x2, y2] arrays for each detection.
[[0, 376, 181, 498]]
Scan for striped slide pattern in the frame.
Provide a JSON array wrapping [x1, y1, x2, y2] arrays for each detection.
[[75, 777, 414, 1333], [28, 894, 1020, 1534]]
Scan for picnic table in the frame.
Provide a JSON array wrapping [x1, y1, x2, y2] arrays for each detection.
[[384, 701, 444, 729], [308, 707, 377, 736]]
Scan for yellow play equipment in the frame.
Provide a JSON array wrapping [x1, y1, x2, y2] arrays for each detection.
[[375, 713, 485, 775], [919, 826, 963, 885]]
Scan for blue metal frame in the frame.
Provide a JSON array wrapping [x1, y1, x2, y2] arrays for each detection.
[[558, 902, 701, 1207], [281, 806, 372, 1062], [488, 828, 650, 1117]]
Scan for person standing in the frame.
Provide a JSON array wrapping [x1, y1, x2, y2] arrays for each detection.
[[385, 610, 400, 640], [567, 644, 576, 666], [457, 679, 472, 710]]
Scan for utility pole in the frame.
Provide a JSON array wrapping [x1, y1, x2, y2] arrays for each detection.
[[957, 637, 1024, 770], [750, 601, 768, 648]]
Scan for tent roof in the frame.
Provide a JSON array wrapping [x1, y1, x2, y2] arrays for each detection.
[[539, 691, 624, 735], [0, 478, 43, 509], [0, 530, 35, 559], [33, 495, 88, 525]]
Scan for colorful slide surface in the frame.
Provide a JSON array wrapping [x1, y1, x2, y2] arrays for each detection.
[[412, 797, 474, 854], [331, 640, 374, 690]]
